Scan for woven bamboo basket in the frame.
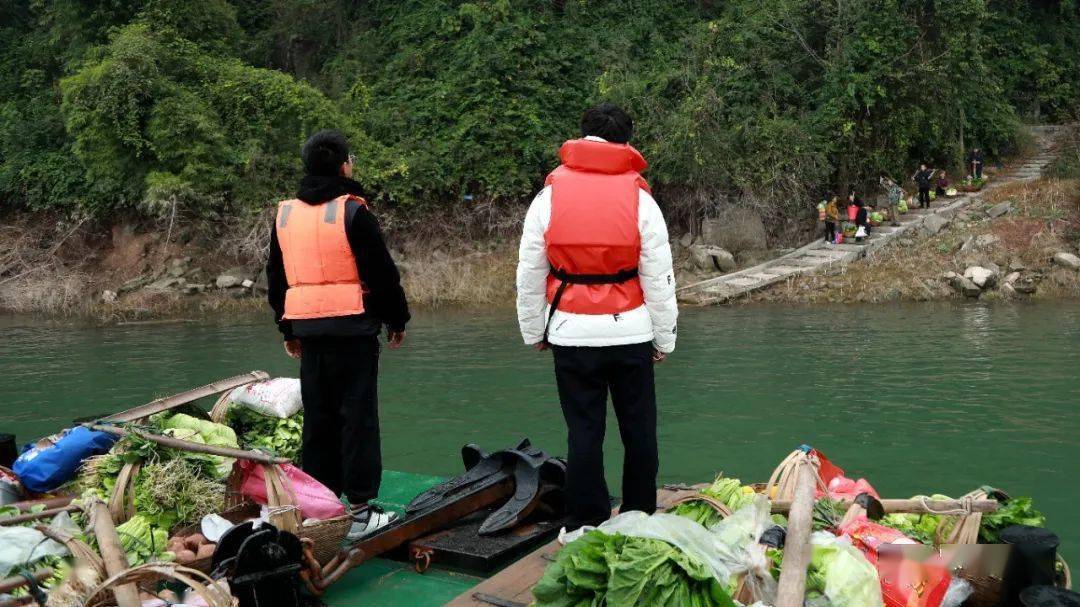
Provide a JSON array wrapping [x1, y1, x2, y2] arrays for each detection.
[[762, 450, 827, 502], [84, 563, 234, 607]]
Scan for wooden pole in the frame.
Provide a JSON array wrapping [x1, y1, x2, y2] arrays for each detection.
[[770, 497, 999, 515], [1, 495, 74, 514], [87, 424, 288, 465], [0, 504, 79, 526], [0, 569, 52, 594], [89, 500, 141, 607], [775, 456, 817, 607], [103, 371, 269, 423]]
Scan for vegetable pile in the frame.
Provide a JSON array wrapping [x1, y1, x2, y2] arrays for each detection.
[[77, 412, 236, 565], [672, 477, 757, 529], [223, 405, 304, 462], [533, 530, 737, 607]]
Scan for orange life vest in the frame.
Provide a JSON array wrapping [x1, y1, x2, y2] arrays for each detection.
[[275, 194, 367, 320], [543, 138, 648, 323]]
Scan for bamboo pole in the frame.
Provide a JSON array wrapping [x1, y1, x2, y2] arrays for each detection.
[[1, 495, 74, 513], [0, 504, 79, 526], [770, 497, 998, 515], [103, 371, 269, 423], [0, 569, 52, 594], [87, 424, 288, 464], [775, 456, 817, 607], [89, 500, 140, 607]]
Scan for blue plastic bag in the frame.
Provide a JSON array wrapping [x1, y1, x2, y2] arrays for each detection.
[[13, 427, 117, 493]]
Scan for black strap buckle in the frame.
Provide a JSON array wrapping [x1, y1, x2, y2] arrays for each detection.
[[542, 267, 639, 344]]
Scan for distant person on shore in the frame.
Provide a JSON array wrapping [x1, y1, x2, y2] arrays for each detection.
[[936, 170, 950, 198], [847, 189, 859, 222], [912, 163, 935, 209], [880, 176, 903, 227], [854, 199, 869, 242], [968, 148, 985, 179], [824, 195, 840, 244], [266, 130, 409, 542], [516, 103, 677, 530]]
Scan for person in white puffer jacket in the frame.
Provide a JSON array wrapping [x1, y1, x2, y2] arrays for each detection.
[[516, 103, 677, 529]]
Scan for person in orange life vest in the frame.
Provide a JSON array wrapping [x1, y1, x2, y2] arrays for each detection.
[[265, 130, 409, 541], [516, 103, 678, 529]]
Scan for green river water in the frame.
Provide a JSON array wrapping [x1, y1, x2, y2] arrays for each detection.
[[2, 301, 1078, 553]]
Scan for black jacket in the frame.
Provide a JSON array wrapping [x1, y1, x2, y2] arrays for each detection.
[[266, 176, 410, 341]]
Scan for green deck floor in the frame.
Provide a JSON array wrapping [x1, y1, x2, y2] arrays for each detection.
[[327, 470, 482, 606]]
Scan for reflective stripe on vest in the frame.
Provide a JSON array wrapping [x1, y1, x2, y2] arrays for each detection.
[[276, 195, 367, 320], [543, 138, 647, 318]]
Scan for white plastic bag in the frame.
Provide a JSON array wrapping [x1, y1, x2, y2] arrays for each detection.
[[586, 494, 777, 602], [0, 526, 68, 577], [227, 379, 302, 418]]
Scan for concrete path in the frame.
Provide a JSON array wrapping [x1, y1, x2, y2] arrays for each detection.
[[677, 125, 1067, 305]]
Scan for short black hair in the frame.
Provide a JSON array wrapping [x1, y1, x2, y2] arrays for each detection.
[[580, 103, 633, 144], [301, 130, 350, 176]]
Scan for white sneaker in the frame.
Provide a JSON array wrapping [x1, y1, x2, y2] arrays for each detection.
[[344, 505, 398, 543]]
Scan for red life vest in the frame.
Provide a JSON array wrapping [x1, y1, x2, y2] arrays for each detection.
[[543, 138, 649, 319], [275, 194, 367, 320]]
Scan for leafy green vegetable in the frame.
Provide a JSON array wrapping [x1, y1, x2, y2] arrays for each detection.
[[115, 514, 173, 566], [808, 533, 882, 607], [533, 530, 737, 607], [672, 477, 757, 529], [980, 496, 1045, 543], [224, 405, 304, 462], [880, 494, 955, 544]]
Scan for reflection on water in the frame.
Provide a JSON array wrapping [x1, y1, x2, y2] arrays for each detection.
[[1, 301, 1078, 552]]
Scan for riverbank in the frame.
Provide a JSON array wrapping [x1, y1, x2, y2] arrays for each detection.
[[750, 172, 1080, 305]]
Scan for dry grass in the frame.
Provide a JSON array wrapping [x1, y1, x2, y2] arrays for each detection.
[[755, 175, 1080, 304]]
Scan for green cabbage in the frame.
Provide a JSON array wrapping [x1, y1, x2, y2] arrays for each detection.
[[533, 530, 737, 607]]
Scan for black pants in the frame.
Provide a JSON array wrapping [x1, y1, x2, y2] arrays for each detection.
[[824, 221, 836, 243], [973, 162, 983, 179], [552, 342, 658, 527], [299, 336, 381, 504], [918, 187, 931, 208]]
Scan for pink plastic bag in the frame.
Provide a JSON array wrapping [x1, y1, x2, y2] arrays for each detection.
[[237, 461, 345, 521], [825, 475, 880, 501]]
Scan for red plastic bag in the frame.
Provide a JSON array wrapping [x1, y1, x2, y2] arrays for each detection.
[[807, 449, 878, 501], [237, 461, 346, 520], [841, 518, 952, 607]]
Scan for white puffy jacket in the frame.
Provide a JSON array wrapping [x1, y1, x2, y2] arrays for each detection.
[[516, 180, 678, 353]]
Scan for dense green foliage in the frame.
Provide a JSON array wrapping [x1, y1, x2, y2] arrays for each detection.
[[1, 0, 1078, 229]]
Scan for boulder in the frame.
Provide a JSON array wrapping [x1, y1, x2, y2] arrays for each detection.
[[215, 274, 241, 289], [974, 234, 1000, 249], [964, 266, 998, 289], [689, 244, 736, 272], [1014, 277, 1038, 294], [699, 209, 767, 253], [145, 276, 185, 292], [167, 257, 188, 278], [986, 201, 1012, 218], [959, 236, 976, 253], [119, 275, 152, 294], [241, 279, 255, 289], [950, 275, 982, 298], [1003, 271, 1021, 285], [1053, 252, 1080, 270], [101, 290, 118, 304], [1001, 282, 1017, 297], [678, 232, 694, 248], [921, 214, 950, 236], [1009, 259, 1027, 272]]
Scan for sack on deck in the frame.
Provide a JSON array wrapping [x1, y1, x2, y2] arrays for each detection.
[[13, 426, 117, 493], [227, 378, 303, 418]]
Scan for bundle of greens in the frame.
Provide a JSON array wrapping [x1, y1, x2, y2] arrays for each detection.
[[77, 413, 235, 564], [115, 514, 172, 566], [980, 496, 1045, 543], [223, 405, 304, 462], [672, 477, 757, 528], [879, 494, 955, 544], [533, 530, 737, 607]]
